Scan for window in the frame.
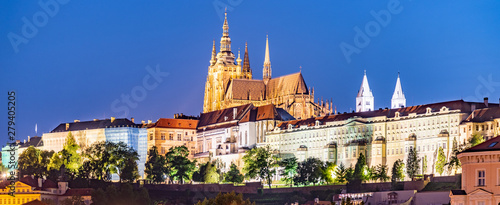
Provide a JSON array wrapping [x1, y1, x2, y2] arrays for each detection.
[[478, 170, 485, 186], [161, 147, 165, 154], [178, 134, 182, 141], [169, 133, 173, 140], [161, 133, 165, 140], [149, 133, 153, 140]]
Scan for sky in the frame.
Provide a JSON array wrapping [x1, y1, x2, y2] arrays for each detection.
[[1, 0, 500, 146]]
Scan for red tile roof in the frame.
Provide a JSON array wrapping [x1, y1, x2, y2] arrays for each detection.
[[148, 118, 198, 129], [464, 106, 500, 122], [197, 104, 254, 131]]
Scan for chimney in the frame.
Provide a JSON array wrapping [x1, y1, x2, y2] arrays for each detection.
[[65, 123, 69, 130], [74, 119, 80, 123], [24, 140, 26, 143], [131, 117, 134, 123], [484, 97, 489, 107], [38, 178, 43, 188], [233, 107, 237, 119], [28, 136, 30, 142], [141, 120, 145, 124], [58, 182, 69, 195], [148, 120, 152, 124], [471, 103, 476, 119], [111, 117, 116, 123]]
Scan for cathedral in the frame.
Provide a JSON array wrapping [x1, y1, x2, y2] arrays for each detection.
[[203, 12, 332, 119]]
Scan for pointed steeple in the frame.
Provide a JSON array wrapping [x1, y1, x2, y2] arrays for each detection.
[[220, 10, 232, 53], [263, 35, 272, 81], [356, 70, 374, 112], [243, 42, 251, 73], [391, 72, 406, 108], [210, 39, 216, 65]]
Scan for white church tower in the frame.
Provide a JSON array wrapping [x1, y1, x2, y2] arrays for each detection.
[[391, 72, 406, 108], [356, 71, 374, 112]]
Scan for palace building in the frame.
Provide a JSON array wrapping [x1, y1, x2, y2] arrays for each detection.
[[202, 12, 332, 120]]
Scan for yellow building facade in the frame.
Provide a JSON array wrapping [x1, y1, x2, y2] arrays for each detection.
[[146, 118, 198, 158]]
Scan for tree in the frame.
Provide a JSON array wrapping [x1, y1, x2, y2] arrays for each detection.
[[371, 164, 389, 182], [335, 163, 348, 184], [322, 161, 337, 184], [279, 157, 298, 186], [436, 147, 447, 175], [391, 159, 405, 182], [165, 146, 196, 184], [145, 146, 166, 183], [353, 153, 368, 182], [111, 142, 140, 183], [469, 133, 485, 147], [204, 162, 220, 183], [406, 147, 420, 179], [79, 141, 116, 181], [224, 162, 244, 184], [18, 146, 41, 177], [294, 157, 324, 186], [196, 191, 255, 205], [242, 145, 279, 188], [422, 155, 428, 175]]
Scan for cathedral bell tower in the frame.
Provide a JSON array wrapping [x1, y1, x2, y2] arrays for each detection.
[[356, 70, 374, 112]]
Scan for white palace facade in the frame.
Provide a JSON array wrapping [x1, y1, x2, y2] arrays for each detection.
[[264, 99, 499, 177]]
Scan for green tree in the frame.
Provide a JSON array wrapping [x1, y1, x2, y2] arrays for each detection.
[[224, 162, 244, 184], [436, 147, 447, 175], [422, 155, 428, 175], [279, 157, 298, 186], [353, 153, 368, 182], [111, 142, 140, 183], [79, 141, 116, 181], [406, 147, 420, 179], [145, 146, 166, 183], [165, 146, 196, 184], [335, 163, 348, 184], [322, 161, 337, 184], [204, 162, 220, 183], [242, 145, 279, 188], [18, 146, 41, 177], [294, 157, 324, 186], [371, 164, 389, 182], [196, 191, 255, 205], [469, 133, 485, 147], [391, 159, 405, 182]]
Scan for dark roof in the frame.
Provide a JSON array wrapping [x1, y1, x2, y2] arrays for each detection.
[[461, 135, 500, 153], [148, 118, 198, 129], [450, 190, 467, 195], [61, 188, 93, 196], [51, 118, 141, 132], [240, 104, 295, 123], [20, 136, 43, 148], [464, 106, 500, 122], [18, 176, 58, 190], [22, 200, 48, 205], [277, 100, 492, 129], [197, 104, 254, 131]]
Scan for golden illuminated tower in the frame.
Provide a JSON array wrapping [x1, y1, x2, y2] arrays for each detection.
[[203, 12, 252, 113]]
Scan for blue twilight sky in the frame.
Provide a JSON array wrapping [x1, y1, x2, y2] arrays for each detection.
[[1, 1, 500, 146]]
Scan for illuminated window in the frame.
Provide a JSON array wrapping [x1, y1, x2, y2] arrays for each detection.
[[177, 134, 182, 141], [169, 133, 173, 140], [161, 133, 165, 140]]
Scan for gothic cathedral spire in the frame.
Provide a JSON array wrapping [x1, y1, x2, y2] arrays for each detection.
[[210, 40, 216, 65], [243, 42, 251, 75], [263, 35, 272, 82], [220, 11, 231, 52], [356, 70, 374, 112], [391, 72, 406, 108]]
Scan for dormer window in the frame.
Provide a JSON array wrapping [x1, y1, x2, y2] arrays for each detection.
[[288, 124, 293, 130], [426, 107, 432, 114], [315, 120, 320, 127], [395, 112, 400, 118]]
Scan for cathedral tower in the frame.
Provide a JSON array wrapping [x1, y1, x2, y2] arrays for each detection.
[[203, 12, 252, 113], [391, 72, 406, 108], [356, 71, 374, 112], [263, 35, 272, 83]]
